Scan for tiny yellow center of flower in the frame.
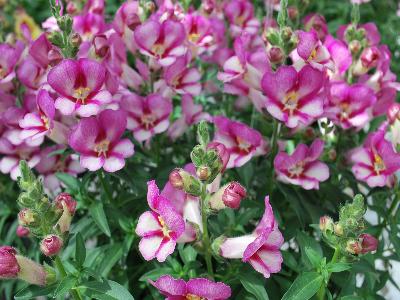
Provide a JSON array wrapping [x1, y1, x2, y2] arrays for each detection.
[[308, 48, 318, 61], [236, 137, 251, 153], [41, 115, 50, 129], [235, 15, 246, 26], [188, 32, 200, 43], [373, 154, 385, 174], [340, 103, 351, 121], [289, 161, 305, 177], [158, 216, 171, 238], [141, 114, 156, 129], [152, 44, 166, 57], [186, 294, 203, 300], [283, 91, 299, 114], [74, 87, 91, 102], [0, 66, 5, 79], [94, 140, 110, 157]]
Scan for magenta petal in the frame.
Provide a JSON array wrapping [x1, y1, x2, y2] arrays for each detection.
[[297, 30, 318, 60], [187, 278, 232, 300], [68, 117, 99, 153], [134, 20, 160, 52], [37, 89, 55, 119], [297, 65, 324, 98], [98, 109, 127, 143], [150, 275, 186, 297], [47, 59, 79, 97], [103, 155, 125, 172], [147, 180, 160, 209], [78, 58, 106, 92], [307, 139, 325, 161], [261, 66, 297, 102]]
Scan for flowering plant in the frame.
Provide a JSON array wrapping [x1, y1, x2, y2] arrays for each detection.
[[0, 0, 399, 299]]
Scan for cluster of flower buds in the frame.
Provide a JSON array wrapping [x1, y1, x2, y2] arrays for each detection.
[[320, 194, 378, 256], [0, 246, 55, 286], [209, 182, 247, 210], [16, 161, 76, 257]]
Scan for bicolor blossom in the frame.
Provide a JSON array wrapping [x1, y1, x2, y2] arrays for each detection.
[[135, 180, 185, 262], [224, 0, 260, 37], [150, 275, 231, 300], [324, 82, 376, 130], [262, 65, 325, 128], [351, 130, 400, 187], [213, 116, 267, 168], [121, 93, 172, 142], [134, 19, 187, 66], [274, 139, 330, 190], [68, 109, 134, 172], [47, 58, 112, 117], [0, 42, 24, 84], [219, 196, 283, 278]]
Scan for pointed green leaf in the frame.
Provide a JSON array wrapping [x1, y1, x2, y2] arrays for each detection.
[[89, 202, 111, 237], [282, 272, 323, 300]]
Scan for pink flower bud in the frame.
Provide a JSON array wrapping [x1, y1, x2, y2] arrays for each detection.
[[169, 168, 184, 190], [207, 142, 230, 173], [360, 47, 380, 69], [93, 34, 109, 58], [197, 166, 210, 181], [71, 33, 82, 47], [288, 6, 298, 20], [0, 246, 20, 278], [222, 182, 246, 209], [66, 2, 77, 14], [387, 103, 400, 124], [18, 209, 35, 226], [319, 216, 333, 232], [346, 239, 362, 255], [268, 47, 284, 64], [40, 235, 63, 257], [359, 233, 378, 254], [16, 226, 30, 238], [54, 193, 76, 215], [47, 49, 63, 66]]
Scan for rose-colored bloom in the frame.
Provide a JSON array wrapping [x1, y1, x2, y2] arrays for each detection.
[[47, 58, 112, 117], [222, 181, 246, 209], [220, 196, 283, 278], [73, 13, 106, 40], [121, 93, 172, 142], [224, 0, 260, 37], [0, 42, 24, 84], [134, 19, 187, 66], [325, 82, 376, 130], [274, 139, 330, 190], [135, 180, 185, 262], [163, 56, 202, 96], [40, 235, 63, 256], [213, 116, 267, 168], [16, 226, 30, 238], [55, 193, 77, 214], [207, 142, 230, 173], [351, 130, 400, 187], [0, 246, 20, 278], [359, 233, 378, 254], [168, 95, 210, 140], [261, 65, 325, 128], [150, 275, 231, 300], [303, 14, 328, 41], [69, 109, 134, 172], [183, 13, 215, 54], [324, 35, 352, 76], [169, 168, 184, 190]]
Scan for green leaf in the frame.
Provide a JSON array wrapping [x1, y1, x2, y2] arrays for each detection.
[[53, 275, 77, 298], [305, 247, 323, 269], [179, 245, 197, 265], [327, 262, 352, 273], [139, 267, 174, 282], [89, 202, 111, 237], [80, 280, 134, 300], [281, 272, 323, 300], [239, 273, 269, 300], [56, 172, 79, 192], [97, 243, 124, 277], [75, 232, 86, 267], [339, 296, 363, 300], [14, 284, 57, 299]]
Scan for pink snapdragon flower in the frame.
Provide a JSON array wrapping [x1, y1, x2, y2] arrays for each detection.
[[213, 116, 267, 168], [324, 82, 376, 130], [303, 14, 328, 41], [183, 13, 215, 54], [73, 13, 106, 40], [68, 109, 134, 172], [135, 180, 185, 262], [291, 30, 334, 71], [224, 0, 260, 37], [220, 196, 283, 278], [261, 65, 325, 128], [47, 58, 112, 117], [324, 35, 352, 77], [121, 93, 172, 142], [0, 42, 24, 84], [113, 1, 141, 52], [150, 275, 231, 300], [351, 130, 400, 187], [274, 139, 330, 190], [134, 19, 187, 66], [168, 95, 210, 140]]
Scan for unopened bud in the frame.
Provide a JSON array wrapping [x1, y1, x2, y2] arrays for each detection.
[[169, 168, 184, 189], [334, 222, 344, 236], [349, 40, 361, 54], [47, 49, 63, 66], [207, 142, 229, 173], [16, 226, 30, 238], [281, 26, 293, 42], [288, 6, 298, 20], [93, 34, 109, 58], [197, 166, 210, 181], [319, 216, 334, 232], [0, 246, 20, 278], [66, 2, 78, 14], [54, 193, 76, 215], [346, 239, 362, 255], [40, 235, 63, 257], [359, 233, 378, 254], [265, 28, 280, 45], [222, 182, 246, 209], [18, 209, 36, 226], [360, 46, 380, 69], [70, 33, 82, 48], [269, 47, 284, 64], [328, 149, 337, 161]]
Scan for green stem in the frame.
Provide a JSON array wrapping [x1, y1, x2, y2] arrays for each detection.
[[316, 248, 340, 300], [99, 171, 112, 203], [268, 120, 281, 193], [54, 256, 82, 300], [200, 183, 214, 278]]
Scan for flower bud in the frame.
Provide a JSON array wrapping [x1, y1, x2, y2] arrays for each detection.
[[359, 233, 378, 254], [70, 33, 82, 48], [16, 226, 30, 238], [319, 216, 334, 232], [328, 149, 337, 161], [40, 235, 63, 257], [222, 182, 246, 209], [66, 2, 77, 14], [288, 6, 298, 20], [349, 40, 361, 54], [387, 103, 400, 124], [0, 246, 20, 278], [265, 28, 280, 46], [169, 168, 184, 190], [268, 47, 284, 64], [281, 26, 293, 42], [18, 209, 35, 226], [334, 222, 344, 236], [346, 239, 362, 255], [93, 34, 109, 58], [47, 49, 63, 66], [54, 193, 76, 215], [207, 142, 229, 173], [360, 47, 380, 69], [197, 166, 210, 181]]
